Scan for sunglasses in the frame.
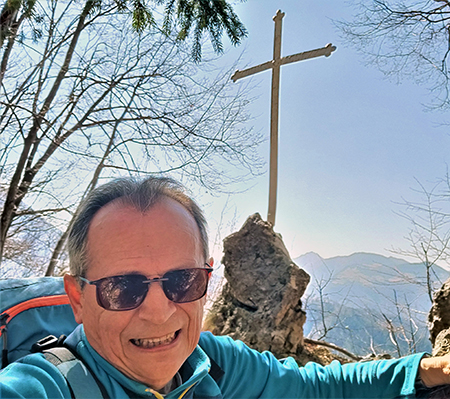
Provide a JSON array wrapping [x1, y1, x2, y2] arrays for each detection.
[[78, 266, 213, 311]]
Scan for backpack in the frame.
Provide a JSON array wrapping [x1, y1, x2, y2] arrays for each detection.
[[0, 277, 106, 398], [0, 277, 78, 366]]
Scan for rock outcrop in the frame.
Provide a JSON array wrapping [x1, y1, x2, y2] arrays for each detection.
[[432, 328, 450, 357], [428, 278, 450, 346], [204, 213, 310, 363], [421, 278, 450, 398]]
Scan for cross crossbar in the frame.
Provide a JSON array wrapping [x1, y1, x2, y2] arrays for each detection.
[[231, 43, 335, 82]]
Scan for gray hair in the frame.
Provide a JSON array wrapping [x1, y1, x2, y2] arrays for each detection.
[[68, 177, 208, 277]]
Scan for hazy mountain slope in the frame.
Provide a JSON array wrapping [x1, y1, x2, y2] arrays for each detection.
[[294, 252, 449, 356]]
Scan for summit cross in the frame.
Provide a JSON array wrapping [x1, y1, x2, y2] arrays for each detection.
[[231, 10, 336, 226]]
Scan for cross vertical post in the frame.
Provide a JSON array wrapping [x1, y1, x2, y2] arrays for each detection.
[[268, 10, 284, 226], [231, 10, 336, 227]]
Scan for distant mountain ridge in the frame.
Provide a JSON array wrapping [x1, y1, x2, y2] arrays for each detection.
[[296, 251, 447, 279], [295, 251, 449, 309], [294, 252, 450, 356]]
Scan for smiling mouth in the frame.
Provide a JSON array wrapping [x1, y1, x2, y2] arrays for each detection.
[[130, 330, 179, 349]]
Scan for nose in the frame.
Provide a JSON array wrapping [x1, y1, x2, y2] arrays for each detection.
[[136, 281, 177, 324]]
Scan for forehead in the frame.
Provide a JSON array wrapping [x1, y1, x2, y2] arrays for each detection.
[[85, 198, 203, 275], [90, 196, 197, 230]]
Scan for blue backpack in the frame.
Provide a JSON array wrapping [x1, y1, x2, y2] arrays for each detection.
[[0, 277, 77, 366], [0, 277, 106, 398]]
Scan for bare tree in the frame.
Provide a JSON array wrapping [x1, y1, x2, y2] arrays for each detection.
[[380, 291, 420, 357], [337, 0, 450, 108], [312, 272, 347, 341], [394, 178, 450, 300], [303, 268, 353, 343], [2, 208, 65, 277], [0, 0, 261, 273]]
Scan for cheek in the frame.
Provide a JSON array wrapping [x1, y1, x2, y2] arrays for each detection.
[[185, 301, 205, 343], [81, 291, 131, 353]]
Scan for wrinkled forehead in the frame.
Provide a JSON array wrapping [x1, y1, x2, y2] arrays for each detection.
[[85, 198, 204, 273]]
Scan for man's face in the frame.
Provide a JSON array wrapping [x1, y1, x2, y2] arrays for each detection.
[[66, 198, 207, 389]]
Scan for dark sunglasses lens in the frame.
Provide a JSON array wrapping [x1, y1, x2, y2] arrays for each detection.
[[163, 269, 209, 303], [97, 275, 148, 310]]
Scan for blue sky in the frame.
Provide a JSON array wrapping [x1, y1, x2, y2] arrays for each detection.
[[197, 1, 450, 262]]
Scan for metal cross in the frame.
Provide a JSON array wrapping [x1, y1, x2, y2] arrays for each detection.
[[232, 10, 336, 226]]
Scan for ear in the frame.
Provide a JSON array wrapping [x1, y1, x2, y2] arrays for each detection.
[[64, 274, 84, 324], [207, 257, 214, 280]]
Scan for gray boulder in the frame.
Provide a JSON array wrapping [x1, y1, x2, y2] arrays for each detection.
[[204, 213, 310, 362], [429, 278, 450, 346]]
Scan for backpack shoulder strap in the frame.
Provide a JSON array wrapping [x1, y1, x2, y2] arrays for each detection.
[[44, 347, 109, 399], [208, 356, 225, 383], [198, 342, 225, 383]]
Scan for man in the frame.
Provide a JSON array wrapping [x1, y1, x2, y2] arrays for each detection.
[[1, 176, 450, 398]]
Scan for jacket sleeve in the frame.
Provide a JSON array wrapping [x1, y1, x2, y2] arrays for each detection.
[[199, 331, 425, 398], [0, 353, 72, 399]]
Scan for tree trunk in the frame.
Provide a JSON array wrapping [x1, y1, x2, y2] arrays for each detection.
[[0, 1, 95, 265]]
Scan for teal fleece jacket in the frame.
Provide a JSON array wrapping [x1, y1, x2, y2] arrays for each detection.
[[0, 325, 426, 399]]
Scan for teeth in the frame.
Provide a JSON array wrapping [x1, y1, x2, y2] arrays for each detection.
[[131, 332, 176, 349]]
